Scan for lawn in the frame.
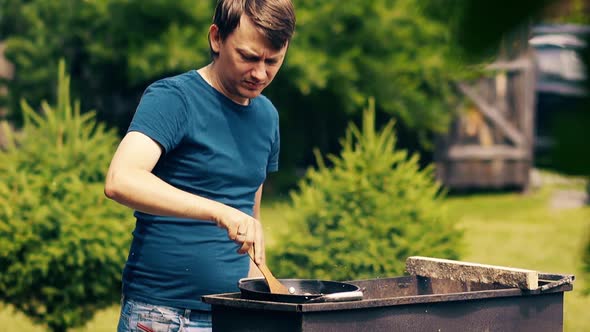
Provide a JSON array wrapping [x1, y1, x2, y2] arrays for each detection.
[[1, 173, 589, 331], [446, 183, 590, 332]]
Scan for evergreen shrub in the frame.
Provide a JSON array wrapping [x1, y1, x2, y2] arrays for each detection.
[[270, 99, 463, 281], [0, 60, 131, 332]]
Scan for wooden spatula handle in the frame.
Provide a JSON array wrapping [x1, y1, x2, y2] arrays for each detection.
[[248, 247, 290, 295]]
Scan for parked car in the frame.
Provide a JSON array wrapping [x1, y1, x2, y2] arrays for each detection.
[[529, 24, 590, 174]]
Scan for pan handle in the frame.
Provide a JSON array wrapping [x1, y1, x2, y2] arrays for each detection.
[[305, 291, 364, 303], [238, 277, 265, 284], [538, 275, 574, 292]]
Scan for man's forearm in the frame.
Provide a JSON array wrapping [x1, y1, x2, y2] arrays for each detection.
[[104, 166, 226, 223]]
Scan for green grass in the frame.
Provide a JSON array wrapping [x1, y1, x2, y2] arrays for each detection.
[[445, 184, 590, 332], [2, 177, 589, 331]]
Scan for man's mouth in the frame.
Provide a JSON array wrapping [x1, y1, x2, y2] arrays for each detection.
[[244, 81, 264, 89]]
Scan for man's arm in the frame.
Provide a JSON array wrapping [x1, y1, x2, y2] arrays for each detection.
[[104, 131, 263, 257], [249, 184, 265, 277]]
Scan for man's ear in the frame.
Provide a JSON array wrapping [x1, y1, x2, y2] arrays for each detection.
[[209, 24, 221, 54]]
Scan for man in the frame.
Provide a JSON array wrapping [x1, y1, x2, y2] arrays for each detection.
[[104, 0, 295, 330]]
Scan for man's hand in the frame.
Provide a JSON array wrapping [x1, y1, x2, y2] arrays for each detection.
[[214, 205, 265, 264]]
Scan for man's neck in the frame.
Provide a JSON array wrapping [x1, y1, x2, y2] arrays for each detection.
[[198, 64, 250, 106]]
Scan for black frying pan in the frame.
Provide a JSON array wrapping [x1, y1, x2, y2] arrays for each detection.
[[238, 278, 363, 303]]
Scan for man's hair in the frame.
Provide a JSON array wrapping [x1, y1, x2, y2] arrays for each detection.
[[210, 0, 296, 57]]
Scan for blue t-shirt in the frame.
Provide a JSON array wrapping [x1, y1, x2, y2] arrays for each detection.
[[121, 70, 280, 311]]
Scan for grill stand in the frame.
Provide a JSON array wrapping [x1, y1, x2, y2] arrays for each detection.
[[203, 275, 573, 332]]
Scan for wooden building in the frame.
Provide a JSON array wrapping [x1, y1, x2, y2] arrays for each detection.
[[434, 28, 537, 190]]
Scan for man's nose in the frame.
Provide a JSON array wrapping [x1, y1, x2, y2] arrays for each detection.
[[250, 62, 267, 81]]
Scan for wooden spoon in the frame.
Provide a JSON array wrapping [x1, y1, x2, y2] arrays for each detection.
[[248, 247, 291, 295]]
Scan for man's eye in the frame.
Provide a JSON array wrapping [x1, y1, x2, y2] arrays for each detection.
[[242, 55, 258, 62]]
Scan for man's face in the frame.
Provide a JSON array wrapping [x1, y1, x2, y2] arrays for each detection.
[[210, 15, 288, 105]]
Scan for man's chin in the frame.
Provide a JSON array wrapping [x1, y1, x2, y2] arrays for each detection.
[[240, 88, 263, 99]]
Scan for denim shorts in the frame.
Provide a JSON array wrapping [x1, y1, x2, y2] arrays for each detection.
[[117, 296, 212, 332]]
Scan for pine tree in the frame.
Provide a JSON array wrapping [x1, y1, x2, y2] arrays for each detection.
[[271, 98, 463, 280], [0, 60, 131, 332]]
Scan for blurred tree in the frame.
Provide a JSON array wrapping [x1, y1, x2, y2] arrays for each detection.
[[419, 0, 555, 61], [266, 0, 465, 186], [270, 99, 462, 280], [1, 0, 212, 126], [279, 0, 459, 132], [540, 0, 590, 25], [1, 0, 464, 187], [0, 0, 23, 39], [0, 60, 131, 332]]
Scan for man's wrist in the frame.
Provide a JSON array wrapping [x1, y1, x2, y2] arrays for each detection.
[[206, 199, 227, 227]]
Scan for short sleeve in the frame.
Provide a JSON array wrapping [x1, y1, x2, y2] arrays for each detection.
[[128, 80, 188, 154], [267, 114, 280, 173]]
